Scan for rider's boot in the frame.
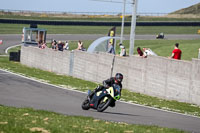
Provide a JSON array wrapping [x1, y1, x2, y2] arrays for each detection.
[[88, 86, 101, 100], [109, 100, 116, 107]]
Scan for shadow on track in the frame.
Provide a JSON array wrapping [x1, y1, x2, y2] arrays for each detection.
[[89, 110, 140, 117]]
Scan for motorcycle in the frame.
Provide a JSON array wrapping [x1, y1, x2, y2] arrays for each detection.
[[81, 84, 121, 112]]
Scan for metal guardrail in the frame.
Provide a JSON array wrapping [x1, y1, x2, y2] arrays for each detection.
[[0, 19, 200, 26]]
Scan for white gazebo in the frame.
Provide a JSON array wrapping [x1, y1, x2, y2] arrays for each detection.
[[87, 36, 121, 53]]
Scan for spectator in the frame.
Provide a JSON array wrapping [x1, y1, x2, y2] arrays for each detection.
[[118, 43, 123, 54], [64, 41, 69, 50], [107, 41, 115, 54], [77, 40, 83, 50], [169, 43, 182, 60], [51, 40, 57, 50], [198, 48, 200, 59], [119, 45, 126, 57], [0, 40, 3, 45], [38, 40, 42, 49], [77, 40, 86, 51], [137, 47, 144, 57], [41, 42, 46, 49], [143, 48, 157, 58], [57, 41, 64, 51]]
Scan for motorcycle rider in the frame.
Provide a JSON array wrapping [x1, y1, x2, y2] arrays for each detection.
[[88, 73, 123, 107]]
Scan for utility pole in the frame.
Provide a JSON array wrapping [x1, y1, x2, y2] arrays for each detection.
[[129, 0, 138, 55], [120, 0, 126, 44]]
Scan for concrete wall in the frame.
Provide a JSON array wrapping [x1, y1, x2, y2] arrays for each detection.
[[21, 45, 200, 106]]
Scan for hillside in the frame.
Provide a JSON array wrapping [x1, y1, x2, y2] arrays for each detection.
[[171, 2, 200, 14]]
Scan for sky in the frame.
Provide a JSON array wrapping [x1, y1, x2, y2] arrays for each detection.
[[1, 0, 200, 14]]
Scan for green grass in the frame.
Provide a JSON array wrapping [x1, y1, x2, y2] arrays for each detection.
[[47, 39, 200, 61], [0, 23, 200, 34], [131, 40, 200, 61], [122, 89, 200, 116], [137, 16, 200, 22], [0, 105, 185, 133], [7, 46, 21, 54]]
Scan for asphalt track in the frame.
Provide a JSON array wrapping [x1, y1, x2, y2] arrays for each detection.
[[0, 69, 200, 132], [0, 34, 199, 54]]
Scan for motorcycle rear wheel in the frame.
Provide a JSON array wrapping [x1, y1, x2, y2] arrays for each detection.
[[97, 97, 112, 112], [81, 98, 90, 110]]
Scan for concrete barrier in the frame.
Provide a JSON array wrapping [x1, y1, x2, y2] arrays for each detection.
[[21, 45, 200, 105]]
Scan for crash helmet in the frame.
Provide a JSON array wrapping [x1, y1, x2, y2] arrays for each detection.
[[115, 73, 123, 83]]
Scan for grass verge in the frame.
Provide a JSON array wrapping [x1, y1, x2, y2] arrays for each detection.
[[0, 105, 185, 133], [0, 23, 200, 34], [46, 39, 199, 61]]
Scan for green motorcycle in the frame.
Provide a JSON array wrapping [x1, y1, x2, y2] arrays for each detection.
[[81, 84, 121, 112]]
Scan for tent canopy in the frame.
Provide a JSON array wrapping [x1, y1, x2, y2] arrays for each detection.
[[87, 36, 121, 53]]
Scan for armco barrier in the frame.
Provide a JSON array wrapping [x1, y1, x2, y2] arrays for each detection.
[[20, 45, 200, 106], [1, 19, 200, 26]]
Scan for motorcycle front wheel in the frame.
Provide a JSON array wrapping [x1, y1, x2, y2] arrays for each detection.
[[97, 96, 112, 112], [81, 98, 90, 110]]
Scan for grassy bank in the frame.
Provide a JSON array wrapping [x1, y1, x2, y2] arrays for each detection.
[[45, 39, 199, 61], [7, 39, 200, 61], [0, 23, 200, 34], [0, 105, 185, 133]]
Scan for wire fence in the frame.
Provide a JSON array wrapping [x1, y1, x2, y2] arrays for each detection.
[[0, 9, 169, 16]]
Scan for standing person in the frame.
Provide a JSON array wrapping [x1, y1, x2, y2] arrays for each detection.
[[169, 43, 182, 60], [107, 42, 115, 54]]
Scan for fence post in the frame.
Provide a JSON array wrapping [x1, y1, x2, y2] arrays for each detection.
[[69, 51, 74, 76], [110, 55, 115, 77]]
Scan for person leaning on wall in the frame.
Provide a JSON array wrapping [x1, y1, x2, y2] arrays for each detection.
[[119, 45, 126, 57], [137, 47, 144, 57], [169, 43, 182, 60], [142, 48, 157, 58], [198, 48, 200, 59], [76, 40, 86, 51]]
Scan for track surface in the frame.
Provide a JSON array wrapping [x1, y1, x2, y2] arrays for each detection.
[[0, 69, 200, 133]]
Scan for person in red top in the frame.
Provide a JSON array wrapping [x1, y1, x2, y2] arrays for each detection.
[[170, 43, 182, 60]]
